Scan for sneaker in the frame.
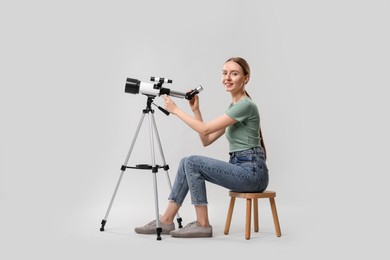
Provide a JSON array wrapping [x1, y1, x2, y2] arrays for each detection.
[[134, 219, 175, 235], [170, 221, 212, 238]]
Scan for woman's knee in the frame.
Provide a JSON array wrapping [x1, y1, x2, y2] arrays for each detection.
[[183, 155, 205, 177], [178, 156, 187, 167], [185, 155, 203, 165]]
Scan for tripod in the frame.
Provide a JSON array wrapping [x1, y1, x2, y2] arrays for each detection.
[[100, 95, 183, 240]]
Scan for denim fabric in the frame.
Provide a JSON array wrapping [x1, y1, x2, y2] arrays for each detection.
[[168, 147, 268, 206]]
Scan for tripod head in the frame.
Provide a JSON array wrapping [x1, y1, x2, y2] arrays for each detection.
[[140, 95, 170, 116]]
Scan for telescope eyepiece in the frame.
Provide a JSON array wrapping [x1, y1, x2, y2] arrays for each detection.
[[185, 85, 203, 100]]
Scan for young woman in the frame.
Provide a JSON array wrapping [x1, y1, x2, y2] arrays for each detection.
[[135, 57, 268, 238]]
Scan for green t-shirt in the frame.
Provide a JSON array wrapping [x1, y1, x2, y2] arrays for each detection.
[[225, 97, 261, 152]]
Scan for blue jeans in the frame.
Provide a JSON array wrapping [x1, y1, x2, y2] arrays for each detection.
[[168, 147, 269, 206]]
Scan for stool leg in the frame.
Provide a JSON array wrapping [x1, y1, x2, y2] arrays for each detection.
[[269, 197, 281, 237], [253, 198, 259, 232], [245, 198, 252, 240], [224, 197, 236, 235]]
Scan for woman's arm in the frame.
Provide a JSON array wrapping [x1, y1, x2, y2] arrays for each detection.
[[162, 95, 236, 146], [192, 106, 226, 146]]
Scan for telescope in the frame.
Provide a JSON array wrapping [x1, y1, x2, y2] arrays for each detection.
[[125, 77, 203, 100]]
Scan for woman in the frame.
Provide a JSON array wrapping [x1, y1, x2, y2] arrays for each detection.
[[135, 57, 268, 238]]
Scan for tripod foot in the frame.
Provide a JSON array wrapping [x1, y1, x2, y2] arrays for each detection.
[[177, 217, 183, 228], [100, 219, 107, 231], [156, 227, 162, 241]]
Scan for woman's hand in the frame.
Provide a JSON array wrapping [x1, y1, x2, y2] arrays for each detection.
[[189, 94, 200, 112], [162, 95, 178, 114]]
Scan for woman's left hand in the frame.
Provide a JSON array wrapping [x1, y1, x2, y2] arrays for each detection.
[[162, 95, 178, 114]]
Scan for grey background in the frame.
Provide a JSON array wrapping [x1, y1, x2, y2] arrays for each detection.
[[1, 0, 389, 259]]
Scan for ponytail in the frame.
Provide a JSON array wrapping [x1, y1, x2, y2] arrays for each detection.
[[259, 127, 267, 160], [246, 91, 267, 160]]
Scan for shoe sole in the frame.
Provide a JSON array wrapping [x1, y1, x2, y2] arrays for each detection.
[[170, 232, 212, 238]]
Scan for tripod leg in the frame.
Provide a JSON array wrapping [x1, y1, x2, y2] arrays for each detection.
[[100, 171, 125, 231], [151, 113, 183, 228], [147, 113, 163, 240], [100, 113, 146, 231]]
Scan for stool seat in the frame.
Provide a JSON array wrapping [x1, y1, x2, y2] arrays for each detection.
[[224, 190, 282, 240]]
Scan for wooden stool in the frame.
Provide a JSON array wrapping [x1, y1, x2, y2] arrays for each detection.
[[224, 190, 282, 240]]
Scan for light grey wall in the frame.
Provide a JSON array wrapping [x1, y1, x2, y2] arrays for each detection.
[[1, 0, 389, 256]]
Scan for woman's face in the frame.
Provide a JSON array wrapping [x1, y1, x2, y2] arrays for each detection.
[[222, 61, 249, 94]]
